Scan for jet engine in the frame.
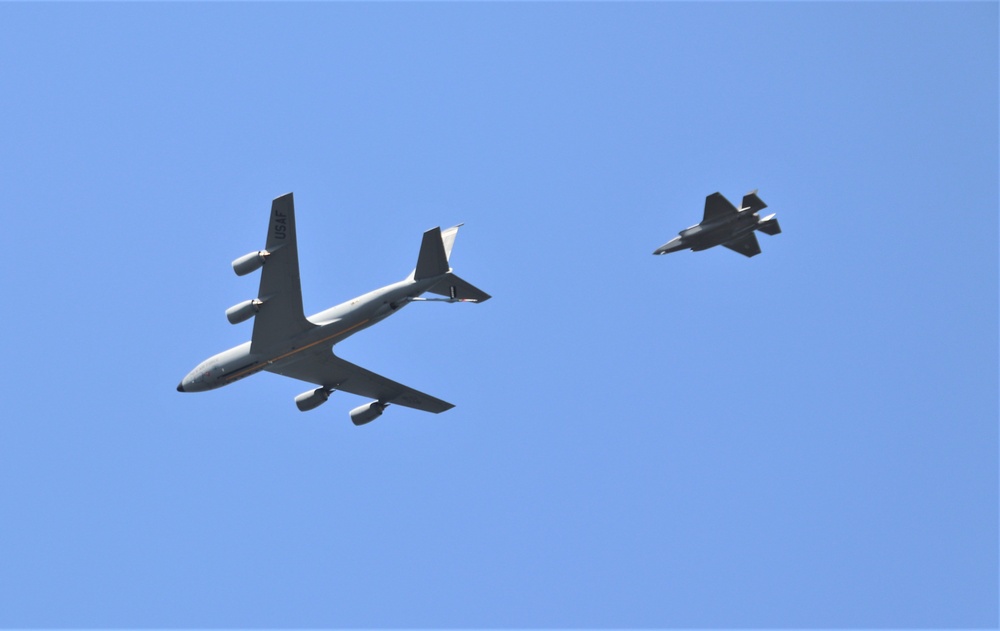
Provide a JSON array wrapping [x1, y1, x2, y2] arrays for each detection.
[[232, 250, 270, 276], [349, 401, 387, 426], [295, 387, 332, 412], [225, 299, 263, 324]]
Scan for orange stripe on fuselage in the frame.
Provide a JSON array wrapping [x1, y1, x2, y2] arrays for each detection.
[[222, 318, 371, 384]]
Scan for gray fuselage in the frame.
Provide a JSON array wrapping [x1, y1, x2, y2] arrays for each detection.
[[656, 211, 763, 254], [679, 211, 761, 251], [178, 274, 439, 393]]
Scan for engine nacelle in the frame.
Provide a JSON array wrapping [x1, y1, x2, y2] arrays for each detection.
[[225, 299, 263, 325], [349, 401, 387, 426], [295, 387, 332, 412], [232, 250, 270, 276]]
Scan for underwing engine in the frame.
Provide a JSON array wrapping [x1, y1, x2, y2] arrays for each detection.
[[225, 299, 263, 325], [295, 387, 332, 412], [349, 401, 387, 426], [232, 250, 270, 276]]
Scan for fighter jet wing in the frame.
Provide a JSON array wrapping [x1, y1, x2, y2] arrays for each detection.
[[722, 233, 762, 257], [703, 192, 739, 223], [251, 193, 316, 354], [265, 348, 454, 413]]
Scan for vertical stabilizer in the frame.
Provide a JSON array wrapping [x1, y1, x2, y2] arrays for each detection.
[[440, 224, 462, 261], [414, 227, 450, 280], [741, 190, 767, 213], [414, 224, 489, 301]]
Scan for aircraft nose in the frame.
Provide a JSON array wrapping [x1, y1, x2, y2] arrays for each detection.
[[176, 382, 186, 393]]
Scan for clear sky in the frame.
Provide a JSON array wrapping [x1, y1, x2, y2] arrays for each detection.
[[0, 2, 996, 628]]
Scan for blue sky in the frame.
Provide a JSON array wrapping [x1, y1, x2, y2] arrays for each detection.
[[0, 2, 996, 628]]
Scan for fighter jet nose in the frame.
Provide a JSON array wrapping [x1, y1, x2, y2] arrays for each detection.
[[177, 382, 186, 393]]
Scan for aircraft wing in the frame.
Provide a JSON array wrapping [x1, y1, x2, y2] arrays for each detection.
[[702, 192, 738, 223], [722, 232, 762, 257], [265, 348, 455, 414], [251, 193, 315, 354]]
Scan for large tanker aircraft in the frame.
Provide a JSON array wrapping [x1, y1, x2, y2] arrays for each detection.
[[177, 193, 489, 425]]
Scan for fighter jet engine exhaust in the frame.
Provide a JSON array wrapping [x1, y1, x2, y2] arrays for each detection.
[[350, 401, 387, 426], [225, 299, 263, 324], [232, 250, 270, 276], [295, 387, 332, 412]]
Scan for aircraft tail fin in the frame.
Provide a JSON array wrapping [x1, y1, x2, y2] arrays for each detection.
[[413, 226, 450, 280], [426, 273, 491, 303], [413, 224, 465, 280], [411, 224, 489, 301], [758, 213, 781, 236], [741, 190, 767, 213], [440, 224, 461, 261]]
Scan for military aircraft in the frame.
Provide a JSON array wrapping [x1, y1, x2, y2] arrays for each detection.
[[653, 190, 780, 257], [177, 193, 490, 425]]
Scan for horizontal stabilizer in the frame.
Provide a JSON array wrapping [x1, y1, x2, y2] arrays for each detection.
[[741, 190, 767, 213], [758, 213, 781, 236], [427, 273, 491, 303]]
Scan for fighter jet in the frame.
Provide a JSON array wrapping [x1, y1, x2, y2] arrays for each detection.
[[653, 190, 780, 257], [177, 193, 490, 425]]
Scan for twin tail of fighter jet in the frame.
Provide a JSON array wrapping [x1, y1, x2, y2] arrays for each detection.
[[176, 193, 490, 426], [654, 190, 780, 258]]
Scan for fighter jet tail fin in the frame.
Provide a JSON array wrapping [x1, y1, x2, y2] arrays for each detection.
[[741, 190, 767, 213], [758, 213, 781, 236]]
